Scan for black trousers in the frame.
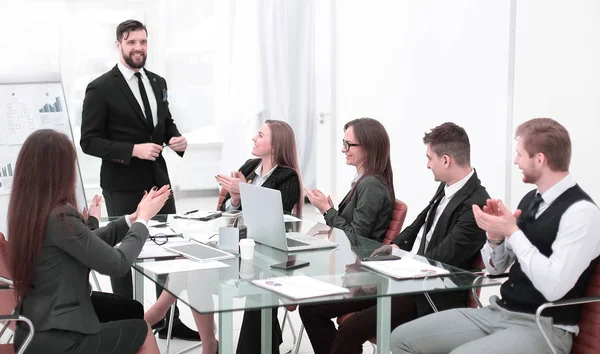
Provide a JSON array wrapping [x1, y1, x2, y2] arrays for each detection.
[[14, 292, 147, 354], [298, 295, 418, 354], [236, 308, 282, 354], [103, 189, 181, 326]]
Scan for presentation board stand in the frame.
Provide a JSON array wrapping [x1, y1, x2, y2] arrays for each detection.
[[0, 73, 87, 238]]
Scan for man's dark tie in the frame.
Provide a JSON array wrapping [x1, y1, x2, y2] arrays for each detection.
[[134, 72, 153, 127], [417, 189, 445, 255], [522, 192, 544, 222]]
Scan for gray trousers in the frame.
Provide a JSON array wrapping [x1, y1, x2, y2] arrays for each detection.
[[391, 296, 573, 354]]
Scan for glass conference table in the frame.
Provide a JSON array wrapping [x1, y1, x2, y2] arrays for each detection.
[[125, 214, 498, 354]]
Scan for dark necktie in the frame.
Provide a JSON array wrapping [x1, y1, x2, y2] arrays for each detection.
[[134, 72, 153, 127], [522, 192, 544, 222], [418, 189, 445, 255]]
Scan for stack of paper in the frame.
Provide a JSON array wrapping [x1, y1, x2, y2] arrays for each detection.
[[138, 259, 229, 274], [361, 257, 450, 280], [252, 275, 350, 300]]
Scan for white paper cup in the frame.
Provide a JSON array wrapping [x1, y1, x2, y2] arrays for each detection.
[[239, 259, 255, 280], [239, 238, 255, 260]]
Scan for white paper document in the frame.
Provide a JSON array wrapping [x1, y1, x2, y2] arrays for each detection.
[[148, 226, 179, 237], [283, 214, 302, 222], [252, 275, 350, 300], [138, 244, 178, 259], [361, 257, 450, 280], [138, 239, 203, 259], [138, 259, 229, 274]]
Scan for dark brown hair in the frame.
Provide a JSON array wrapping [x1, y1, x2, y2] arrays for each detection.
[[8, 130, 80, 298], [265, 120, 304, 216], [116, 19, 147, 42], [344, 118, 395, 201], [515, 118, 571, 171], [423, 122, 471, 167]]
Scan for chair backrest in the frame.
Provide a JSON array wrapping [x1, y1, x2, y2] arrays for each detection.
[[571, 262, 600, 354], [469, 253, 485, 308], [216, 188, 229, 211], [0, 235, 16, 332], [383, 200, 408, 245]]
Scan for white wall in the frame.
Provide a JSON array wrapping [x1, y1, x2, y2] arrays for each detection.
[[511, 0, 600, 206], [3, 0, 600, 221], [334, 0, 512, 223]]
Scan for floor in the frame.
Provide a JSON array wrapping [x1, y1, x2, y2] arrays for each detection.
[[89, 195, 499, 354]]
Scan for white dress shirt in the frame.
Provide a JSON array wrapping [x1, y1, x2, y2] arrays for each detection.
[[481, 173, 600, 333], [225, 163, 278, 210], [410, 169, 475, 254], [124, 214, 148, 230], [117, 62, 158, 127]]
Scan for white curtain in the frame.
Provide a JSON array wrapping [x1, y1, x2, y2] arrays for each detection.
[[256, 0, 317, 188], [215, 0, 264, 172]]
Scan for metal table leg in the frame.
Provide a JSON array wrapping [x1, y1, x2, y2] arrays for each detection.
[[260, 307, 273, 353], [376, 296, 391, 354]]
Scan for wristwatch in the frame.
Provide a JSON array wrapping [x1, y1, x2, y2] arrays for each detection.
[[487, 237, 505, 246]]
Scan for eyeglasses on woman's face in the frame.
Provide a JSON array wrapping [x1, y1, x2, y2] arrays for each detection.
[[342, 139, 361, 152]]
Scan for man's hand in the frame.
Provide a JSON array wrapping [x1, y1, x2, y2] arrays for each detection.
[[370, 245, 394, 257], [304, 187, 332, 214], [480, 199, 504, 242], [168, 136, 187, 152], [133, 143, 163, 161], [473, 200, 522, 239]]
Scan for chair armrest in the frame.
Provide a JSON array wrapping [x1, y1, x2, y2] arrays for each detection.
[[0, 275, 13, 285], [535, 295, 600, 354], [470, 272, 509, 308], [0, 315, 35, 354]]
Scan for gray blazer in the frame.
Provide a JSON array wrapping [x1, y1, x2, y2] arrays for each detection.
[[20, 205, 148, 334], [324, 175, 393, 241]]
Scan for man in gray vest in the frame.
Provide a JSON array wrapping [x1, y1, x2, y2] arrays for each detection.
[[391, 118, 600, 354]]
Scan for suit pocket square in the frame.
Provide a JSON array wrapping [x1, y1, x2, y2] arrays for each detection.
[[162, 88, 168, 102]]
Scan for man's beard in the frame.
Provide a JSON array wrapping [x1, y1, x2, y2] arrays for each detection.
[[122, 51, 147, 69], [522, 169, 540, 184]]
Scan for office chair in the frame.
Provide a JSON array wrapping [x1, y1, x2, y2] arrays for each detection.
[[291, 199, 408, 354], [0, 237, 34, 354]]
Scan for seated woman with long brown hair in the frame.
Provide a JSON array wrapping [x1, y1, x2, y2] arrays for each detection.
[[8, 129, 170, 354], [305, 117, 395, 241], [143, 119, 303, 354]]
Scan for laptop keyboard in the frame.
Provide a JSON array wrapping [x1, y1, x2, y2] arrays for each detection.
[[286, 238, 309, 247]]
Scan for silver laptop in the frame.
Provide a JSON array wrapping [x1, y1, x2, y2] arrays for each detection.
[[239, 183, 338, 252]]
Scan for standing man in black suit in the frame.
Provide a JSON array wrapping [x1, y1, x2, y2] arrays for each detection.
[[299, 122, 489, 354], [80, 19, 199, 341]]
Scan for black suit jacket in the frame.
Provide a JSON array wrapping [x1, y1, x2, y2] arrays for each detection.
[[392, 170, 489, 316], [324, 175, 393, 242], [80, 65, 183, 192], [219, 158, 301, 214]]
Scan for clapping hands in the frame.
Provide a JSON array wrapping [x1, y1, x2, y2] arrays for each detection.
[[130, 185, 172, 222], [472, 199, 522, 240], [83, 195, 102, 221], [216, 171, 252, 207], [304, 188, 334, 214]]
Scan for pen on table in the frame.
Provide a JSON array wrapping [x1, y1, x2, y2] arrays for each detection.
[[183, 209, 199, 215]]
